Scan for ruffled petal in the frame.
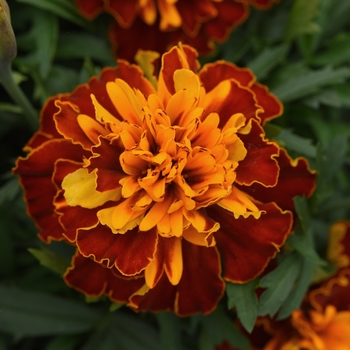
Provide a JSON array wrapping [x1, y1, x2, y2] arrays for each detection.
[[240, 148, 316, 211], [13, 139, 89, 243], [235, 119, 280, 187], [208, 202, 292, 282], [64, 251, 144, 302], [73, 0, 104, 19], [77, 224, 157, 275]]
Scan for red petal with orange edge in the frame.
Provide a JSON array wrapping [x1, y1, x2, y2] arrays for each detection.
[[206, 80, 260, 129], [236, 119, 279, 187], [309, 268, 350, 313], [203, 1, 248, 41], [73, 0, 104, 19], [88, 137, 125, 192], [65, 251, 144, 302], [251, 82, 283, 125], [106, 0, 138, 27], [27, 98, 63, 149], [77, 224, 157, 275], [209, 202, 292, 282], [54, 101, 96, 150], [200, 62, 255, 93], [161, 45, 200, 95], [239, 148, 316, 211], [13, 139, 88, 243], [130, 240, 225, 316]]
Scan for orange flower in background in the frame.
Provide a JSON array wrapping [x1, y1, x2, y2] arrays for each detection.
[[14, 44, 314, 316], [230, 222, 350, 350], [73, 0, 280, 60]]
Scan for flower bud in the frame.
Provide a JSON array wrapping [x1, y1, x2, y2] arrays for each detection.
[[0, 0, 17, 66]]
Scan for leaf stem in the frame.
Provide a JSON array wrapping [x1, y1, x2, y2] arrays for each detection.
[[0, 62, 38, 131]]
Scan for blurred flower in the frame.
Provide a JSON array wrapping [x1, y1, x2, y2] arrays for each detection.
[[74, 0, 280, 60], [14, 44, 315, 316]]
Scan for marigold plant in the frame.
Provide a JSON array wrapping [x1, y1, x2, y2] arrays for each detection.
[[14, 43, 315, 316], [73, 0, 280, 60]]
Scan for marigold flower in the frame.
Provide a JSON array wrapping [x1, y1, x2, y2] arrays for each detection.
[[74, 0, 280, 60], [14, 44, 315, 316]]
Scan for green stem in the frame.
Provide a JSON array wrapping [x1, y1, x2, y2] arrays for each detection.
[[0, 62, 38, 131]]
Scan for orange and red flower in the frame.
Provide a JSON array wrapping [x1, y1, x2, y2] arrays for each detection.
[[14, 44, 314, 316], [74, 0, 280, 60]]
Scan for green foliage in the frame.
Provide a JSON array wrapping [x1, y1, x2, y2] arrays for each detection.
[[1, 0, 350, 348], [284, 0, 323, 41], [226, 280, 259, 333], [0, 286, 103, 338]]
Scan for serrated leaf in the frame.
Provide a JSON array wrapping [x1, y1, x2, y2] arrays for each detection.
[[226, 280, 259, 333], [287, 224, 326, 266], [258, 252, 302, 317], [29, 247, 70, 275], [16, 0, 89, 28], [247, 44, 289, 80], [274, 129, 316, 158], [277, 257, 314, 319], [199, 306, 249, 350], [156, 313, 183, 350], [0, 286, 102, 338], [272, 66, 350, 103], [284, 0, 323, 41]]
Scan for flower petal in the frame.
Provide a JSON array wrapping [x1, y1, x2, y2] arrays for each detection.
[[77, 224, 157, 275], [13, 139, 88, 243], [131, 239, 225, 316], [235, 119, 280, 187], [208, 202, 292, 282], [240, 148, 316, 211], [64, 251, 144, 302]]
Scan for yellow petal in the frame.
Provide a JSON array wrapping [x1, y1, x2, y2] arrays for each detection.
[[106, 80, 145, 125], [62, 168, 121, 209], [77, 114, 108, 144], [183, 226, 216, 247], [164, 237, 183, 285]]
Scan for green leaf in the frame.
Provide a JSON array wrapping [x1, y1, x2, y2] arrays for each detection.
[[156, 313, 183, 350], [44, 335, 83, 350], [284, 0, 323, 42], [287, 224, 326, 266], [199, 307, 249, 350], [0, 286, 102, 338], [316, 135, 348, 187], [334, 84, 350, 107], [274, 129, 316, 158], [247, 44, 289, 80], [312, 35, 350, 66], [81, 313, 161, 350], [226, 280, 259, 333], [303, 89, 342, 109], [0, 175, 21, 204], [28, 247, 70, 275], [277, 257, 314, 319], [272, 66, 350, 103], [258, 252, 302, 317], [16, 0, 89, 28], [56, 33, 114, 65], [293, 196, 311, 234]]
